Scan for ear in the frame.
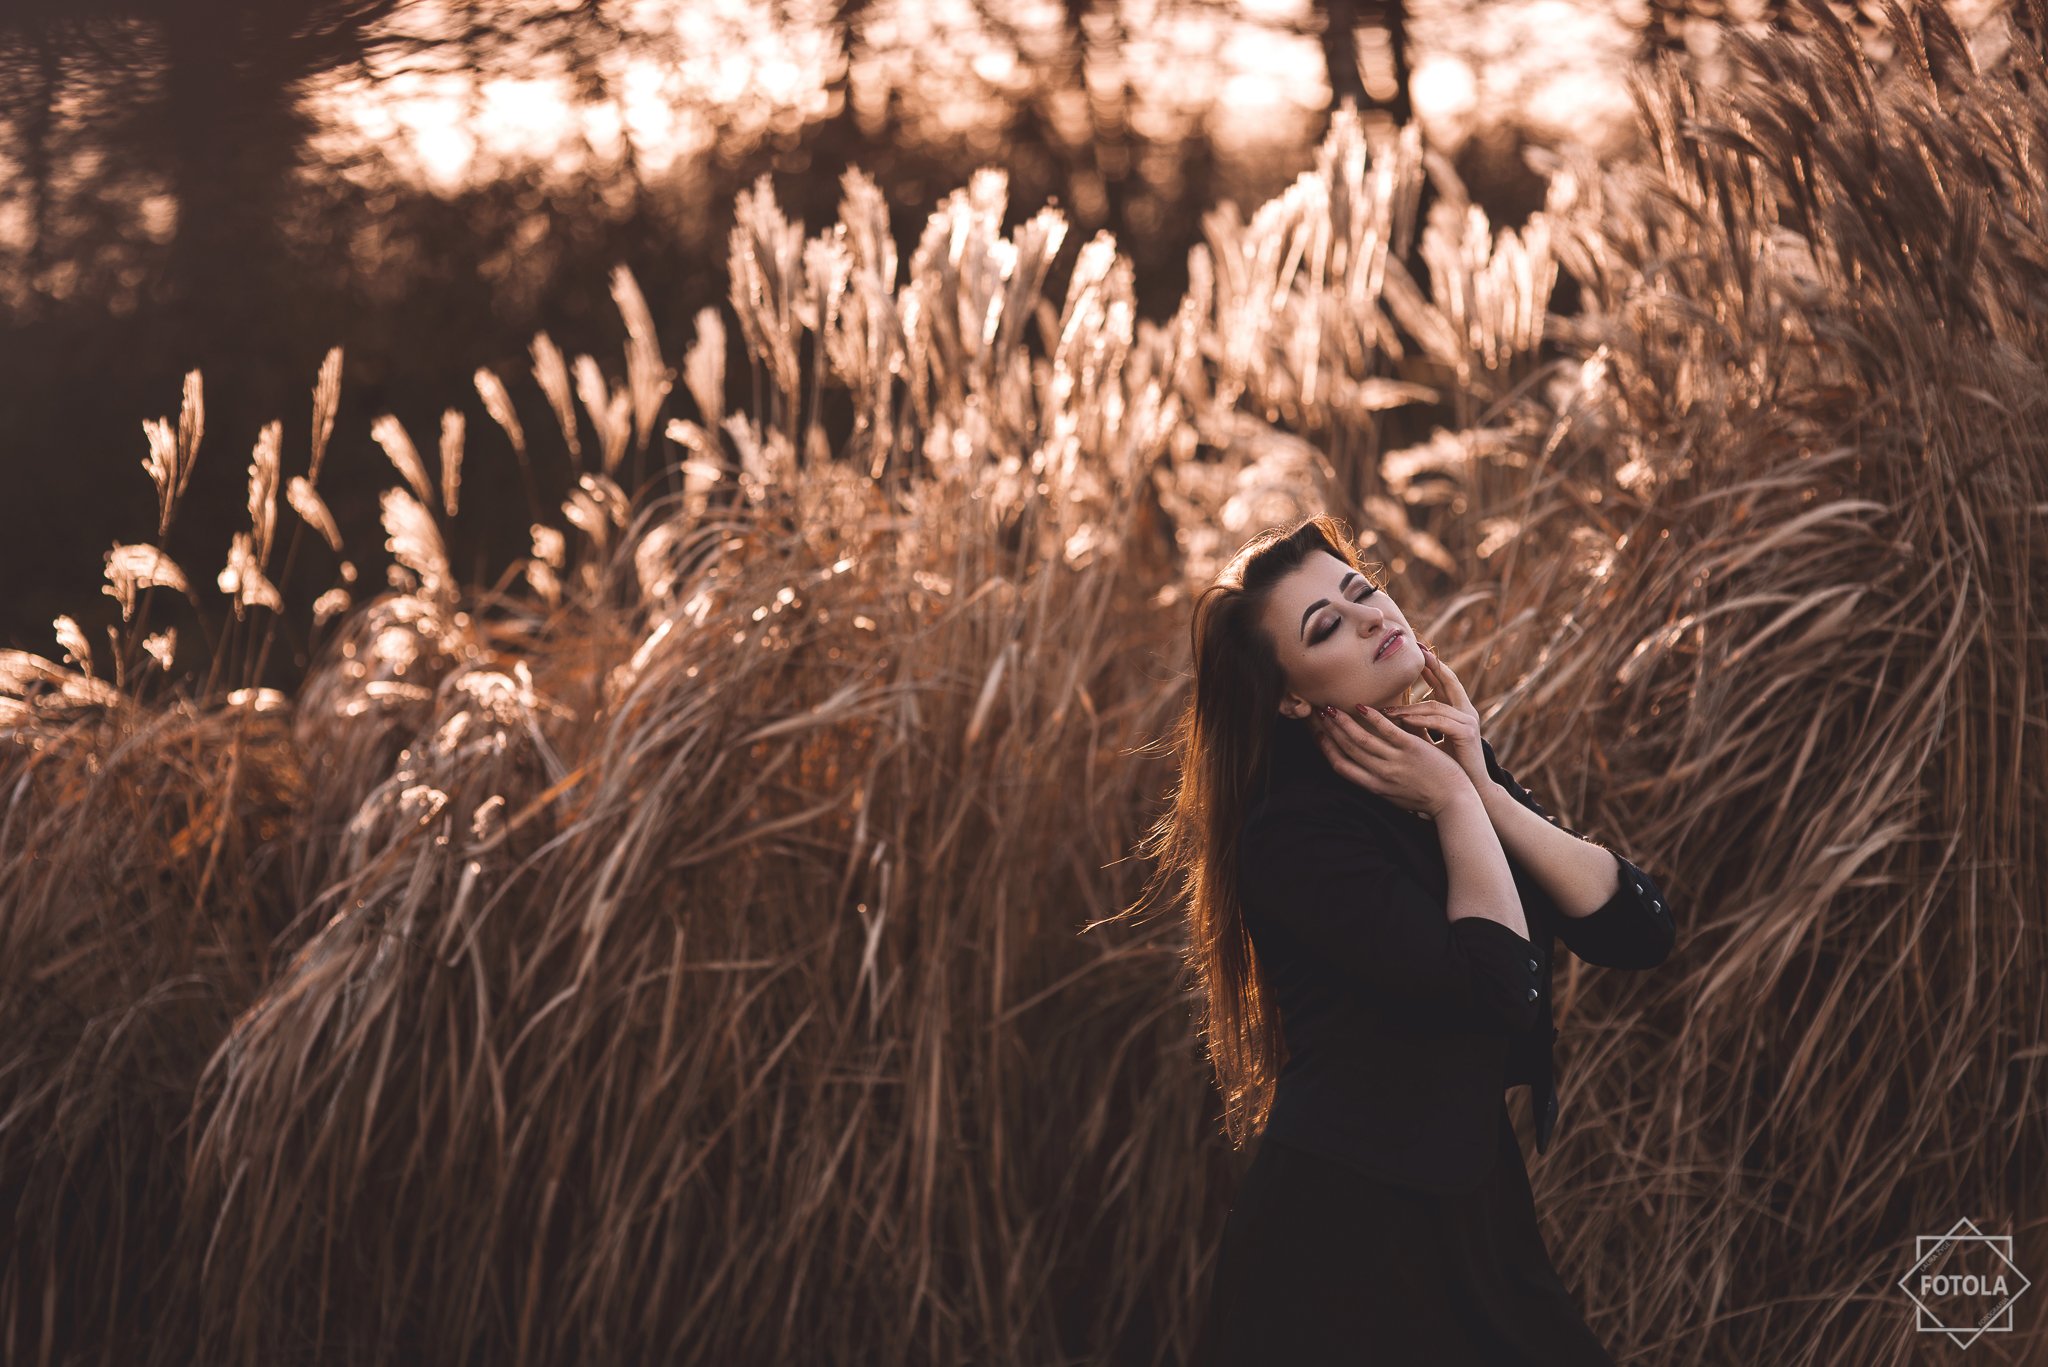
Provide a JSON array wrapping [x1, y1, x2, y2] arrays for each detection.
[[1277, 692, 1313, 720]]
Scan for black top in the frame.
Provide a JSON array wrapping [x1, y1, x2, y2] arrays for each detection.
[[1235, 712, 1675, 1195]]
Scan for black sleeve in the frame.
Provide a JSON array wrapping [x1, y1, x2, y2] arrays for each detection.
[[1480, 739, 1676, 970], [1239, 800, 1544, 1034]]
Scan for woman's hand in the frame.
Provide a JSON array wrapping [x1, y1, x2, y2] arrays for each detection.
[[1309, 704, 1477, 819], [1383, 646, 1488, 789]]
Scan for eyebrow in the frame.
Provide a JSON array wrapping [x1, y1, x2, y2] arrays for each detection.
[[1298, 570, 1361, 641]]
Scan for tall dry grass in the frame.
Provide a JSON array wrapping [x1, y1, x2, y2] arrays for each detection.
[[2, 3, 2044, 1362], [1501, 5, 2048, 1358]]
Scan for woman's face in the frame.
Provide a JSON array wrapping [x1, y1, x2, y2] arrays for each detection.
[[1259, 549, 1425, 720]]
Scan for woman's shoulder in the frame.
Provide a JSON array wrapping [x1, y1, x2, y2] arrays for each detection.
[[1238, 778, 1406, 869]]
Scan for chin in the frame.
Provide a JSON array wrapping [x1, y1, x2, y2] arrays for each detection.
[[1354, 656, 1422, 704]]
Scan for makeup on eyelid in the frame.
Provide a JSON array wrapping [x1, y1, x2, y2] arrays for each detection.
[[1309, 580, 1379, 643]]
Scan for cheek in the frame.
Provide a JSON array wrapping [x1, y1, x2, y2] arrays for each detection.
[[1277, 651, 1310, 696], [1284, 648, 1323, 690]]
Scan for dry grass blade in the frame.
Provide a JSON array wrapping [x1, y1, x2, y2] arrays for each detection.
[[573, 354, 632, 477], [611, 264, 674, 451], [476, 364, 527, 459], [245, 420, 281, 566], [379, 487, 453, 604], [372, 412, 436, 509], [681, 306, 726, 434], [309, 346, 342, 483], [285, 475, 343, 553], [528, 333, 577, 460], [216, 532, 283, 618], [101, 542, 190, 620], [52, 614, 93, 676], [440, 408, 466, 517]]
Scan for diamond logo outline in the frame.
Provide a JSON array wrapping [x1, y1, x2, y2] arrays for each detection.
[[1895, 1217, 2031, 1349]]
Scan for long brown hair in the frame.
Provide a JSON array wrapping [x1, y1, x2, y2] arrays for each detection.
[[1114, 513, 1383, 1148]]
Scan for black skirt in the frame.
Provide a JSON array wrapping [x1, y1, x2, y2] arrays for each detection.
[[1192, 1100, 1616, 1367]]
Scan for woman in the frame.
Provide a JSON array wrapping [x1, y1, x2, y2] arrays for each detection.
[[1150, 515, 1676, 1365]]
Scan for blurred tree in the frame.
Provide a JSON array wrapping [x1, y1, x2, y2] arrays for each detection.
[[0, 0, 405, 346], [1317, 0, 1411, 126]]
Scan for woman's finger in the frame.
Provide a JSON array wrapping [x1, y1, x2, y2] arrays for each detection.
[[1318, 710, 1395, 778], [1354, 704, 1419, 740], [1428, 651, 1474, 709], [1383, 700, 1468, 733], [1318, 733, 1382, 794], [1331, 706, 1403, 760], [1368, 705, 1449, 758]]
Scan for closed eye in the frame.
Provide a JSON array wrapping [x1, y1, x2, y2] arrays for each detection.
[[1311, 584, 1377, 643]]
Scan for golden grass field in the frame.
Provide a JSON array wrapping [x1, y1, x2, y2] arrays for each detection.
[[3, 5, 2045, 1363]]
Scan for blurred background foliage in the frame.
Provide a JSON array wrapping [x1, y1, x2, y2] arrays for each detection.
[[0, 0, 1988, 663]]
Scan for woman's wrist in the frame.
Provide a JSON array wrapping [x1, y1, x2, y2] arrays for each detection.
[[1463, 755, 1493, 794], [1426, 779, 1488, 823]]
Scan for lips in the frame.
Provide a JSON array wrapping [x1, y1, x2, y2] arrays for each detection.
[[1374, 630, 1404, 662]]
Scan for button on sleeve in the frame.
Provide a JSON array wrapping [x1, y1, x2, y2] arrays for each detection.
[[1551, 850, 1677, 969], [1481, 738, 1571, 833], [1240, 804, 1543, 1034]]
